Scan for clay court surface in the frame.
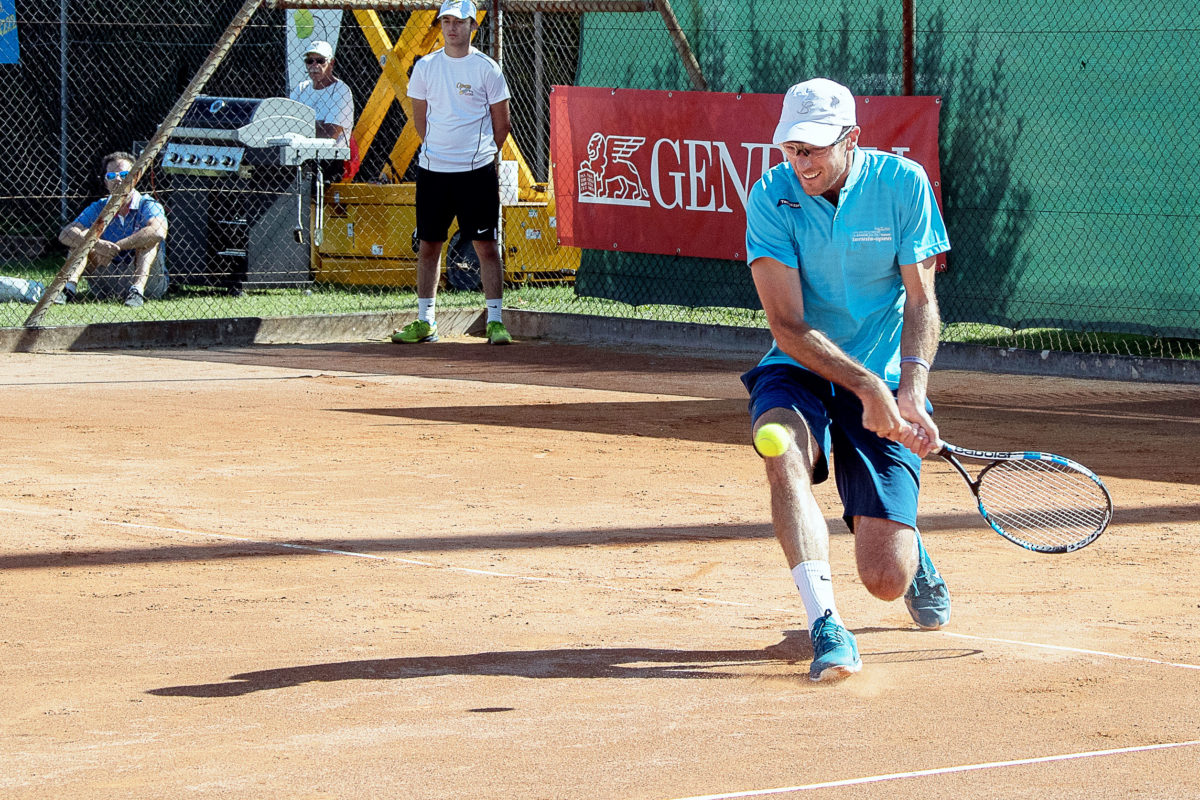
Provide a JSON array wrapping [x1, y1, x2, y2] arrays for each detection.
[[2, 338, 1198, 799]]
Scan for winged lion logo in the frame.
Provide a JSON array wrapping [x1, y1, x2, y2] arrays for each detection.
[[577, 133, 650, 206]]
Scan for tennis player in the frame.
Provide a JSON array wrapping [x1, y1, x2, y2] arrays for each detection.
[[391, 0, 513, 346], [742, 78, 952, 681]]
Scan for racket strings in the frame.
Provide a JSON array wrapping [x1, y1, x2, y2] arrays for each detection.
[[976, 459, 1110, 548]]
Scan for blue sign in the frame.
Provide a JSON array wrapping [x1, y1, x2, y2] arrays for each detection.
[[0, 0, 18, 65]]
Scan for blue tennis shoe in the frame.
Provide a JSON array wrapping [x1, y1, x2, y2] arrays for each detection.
[[904, 529, 951, 629], [808, 610, 862, 682]]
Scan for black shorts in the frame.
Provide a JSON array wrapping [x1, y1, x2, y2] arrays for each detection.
[[415, 164, 500, 243]]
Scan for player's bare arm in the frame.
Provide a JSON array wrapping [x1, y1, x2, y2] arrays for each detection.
[[315, 120, 344, 142], [490, 100, 511, 151], [897, 254, 941, 456], [60, 216, 166, 267], [58, 222, 91, 250], [60, 222, 120, 265], [750, 256, 905, 438], [411, 98, 428, 141], [115, 216, 168, 253]]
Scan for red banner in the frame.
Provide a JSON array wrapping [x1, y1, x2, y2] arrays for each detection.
[[550, 87, 943, 261]]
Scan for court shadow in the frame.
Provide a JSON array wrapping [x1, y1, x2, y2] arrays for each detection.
[[337, 398, 747, 445], [11, 500, 1197, 572], [764, 627, 982, 666], [0, 521, 780, 571], [124, 339, 751, 398], [148, 637, 982, 698]]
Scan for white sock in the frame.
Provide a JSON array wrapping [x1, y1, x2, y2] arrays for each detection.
[[417, 297, 435, 323], [485, 298, 503, 324], [792, 560, 842, 629]]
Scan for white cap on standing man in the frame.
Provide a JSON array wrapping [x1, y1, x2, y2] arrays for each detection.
[[772, 78, 857, 146]]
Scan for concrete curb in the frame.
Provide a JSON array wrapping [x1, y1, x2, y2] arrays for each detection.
[[0, 308, 484, 352], [933, 341, 1200, 384], [3, 308, 1197, 385]]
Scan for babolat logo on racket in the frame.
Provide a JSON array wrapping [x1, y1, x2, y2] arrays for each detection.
[[958, 448, 1046, 461]]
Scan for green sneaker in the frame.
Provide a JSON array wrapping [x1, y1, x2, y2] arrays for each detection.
[[390, 319, 438, 344], [486, 320, 512, 345]]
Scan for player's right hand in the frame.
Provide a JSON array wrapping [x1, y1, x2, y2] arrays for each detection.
[[898, 423, 937, 458]]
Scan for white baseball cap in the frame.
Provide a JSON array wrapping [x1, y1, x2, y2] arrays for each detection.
[[438, 0, 478, 19], [772, 78, 857, 146], [304, 40, 334, 60]]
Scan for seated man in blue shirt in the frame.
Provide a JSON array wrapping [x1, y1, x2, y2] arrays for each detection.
[[58, 151, 169, 307], [742, 78, 952, 682]]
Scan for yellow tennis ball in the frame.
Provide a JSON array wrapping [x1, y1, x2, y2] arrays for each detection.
[[754, 423, 791, 457]]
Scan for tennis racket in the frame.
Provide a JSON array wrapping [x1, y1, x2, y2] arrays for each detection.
[[936, 441, 1112, 554]]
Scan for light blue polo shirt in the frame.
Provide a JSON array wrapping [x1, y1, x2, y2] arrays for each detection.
[[745, 148, 949, 388], [73, 190, 166, 272]]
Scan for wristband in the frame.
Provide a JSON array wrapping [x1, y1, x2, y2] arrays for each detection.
[[900, 356, 932, 370]]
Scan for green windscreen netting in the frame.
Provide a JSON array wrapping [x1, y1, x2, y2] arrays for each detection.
[[573, 0, 1200, 338], [1, 0, 1196, 354]]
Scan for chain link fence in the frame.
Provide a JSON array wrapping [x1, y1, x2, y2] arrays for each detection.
[[2, 1, 1197, 359]]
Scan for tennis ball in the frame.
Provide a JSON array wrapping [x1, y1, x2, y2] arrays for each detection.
[[754, 423, 791, 457]]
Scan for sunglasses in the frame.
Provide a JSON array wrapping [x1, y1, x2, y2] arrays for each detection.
[[786, 127, 854, 159], [105, 170, 130, 180], [304, 56, 327, 65]]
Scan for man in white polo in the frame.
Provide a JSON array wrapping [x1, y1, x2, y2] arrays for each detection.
[[391, 0, 513, 345]]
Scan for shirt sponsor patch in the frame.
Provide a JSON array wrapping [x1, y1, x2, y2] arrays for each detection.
[[852, 226, 893, 243]]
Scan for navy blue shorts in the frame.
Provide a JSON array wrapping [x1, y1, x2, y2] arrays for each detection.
[[416, 164, 500, 243], [741, 363, 927, 531]]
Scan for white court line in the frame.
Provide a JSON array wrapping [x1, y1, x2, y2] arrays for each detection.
[[662, 739, 1200, 800], [940, 631, 1200, 671], [9, 506, 1199, 671]]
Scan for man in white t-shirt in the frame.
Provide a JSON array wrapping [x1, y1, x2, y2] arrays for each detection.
[[290, 40, 354, 150], [390, 0, 513, 346]]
